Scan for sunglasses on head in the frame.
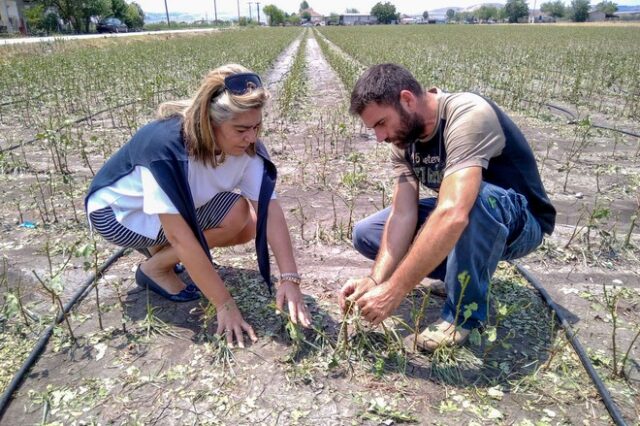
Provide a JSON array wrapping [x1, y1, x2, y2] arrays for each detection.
[[223, 72, 263, 95]]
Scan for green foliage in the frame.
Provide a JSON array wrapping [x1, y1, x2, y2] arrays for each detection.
[[477, 5, 499, 21], [370, 1, 398, 24], [301, 11, 311, 21], [505, 0, 529, 23], [422, 10, 429, 20], [570, 0, 591, 21], [38, 0, 119, 33], [596, 0, 618, 14], [446, 8, 456, 21], [123, 2, 144, 30], [299, 1, 310, 11], [346, 8, 359, 13], [288, 14, 301, 25], [110, 0, 128, 20], [263, 4, 286, 26], [540, 0, 566, 17]]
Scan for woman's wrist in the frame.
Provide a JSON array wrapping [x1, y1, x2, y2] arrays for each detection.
[[278, 272, 302, 287], [215, 295, 235, 311]]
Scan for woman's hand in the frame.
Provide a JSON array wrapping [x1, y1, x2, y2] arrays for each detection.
[[216, 298, 258, 348], [276, 282, 311, 328]]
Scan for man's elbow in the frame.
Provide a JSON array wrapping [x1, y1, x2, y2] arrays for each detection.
[[436, 204, 470, 232]]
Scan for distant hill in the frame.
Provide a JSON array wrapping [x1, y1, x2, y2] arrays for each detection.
[[428, 3, 505, 19], [144, 11, 238, 24], [616, 5, 640, 13]]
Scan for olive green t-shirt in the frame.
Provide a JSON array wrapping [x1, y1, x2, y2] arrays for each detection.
[[390, 88, 506, 188]]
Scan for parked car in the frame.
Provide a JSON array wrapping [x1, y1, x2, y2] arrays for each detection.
[[97, 18, 128, 33]]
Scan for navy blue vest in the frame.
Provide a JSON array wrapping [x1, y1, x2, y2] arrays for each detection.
[[405, 97, 556, 235], [85, 116, 277, 291]]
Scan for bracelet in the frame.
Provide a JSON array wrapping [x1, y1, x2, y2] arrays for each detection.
[[367, 275, 380, 286], [279, 272, 302, 286]]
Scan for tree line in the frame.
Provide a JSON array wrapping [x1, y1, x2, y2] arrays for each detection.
[[261, 0, 619, 26], [24, 0, 144, 34]]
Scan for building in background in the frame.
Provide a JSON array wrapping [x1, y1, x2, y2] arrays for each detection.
[[0, 0, 25, 33], [337, 13, 377, 25]]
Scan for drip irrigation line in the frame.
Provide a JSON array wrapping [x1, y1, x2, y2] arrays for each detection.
[[0, 87, 180, 154], [511, 262, 629, 426], [0, 247, 127, 421], [532, 101, 640, 139]]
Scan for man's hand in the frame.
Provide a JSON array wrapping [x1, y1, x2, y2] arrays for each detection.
[[276, 282, 312, 328], [338, 276, 378, 313], [356, 281, 404, 325]]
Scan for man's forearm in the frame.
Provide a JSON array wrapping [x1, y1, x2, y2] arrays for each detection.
[[390, 206, 469, 295]]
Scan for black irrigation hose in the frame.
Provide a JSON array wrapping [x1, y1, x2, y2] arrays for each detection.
[[0, 250, 630, 423], [0, 87, 181, 154], [543, 102, 640, 139], [511, 262, 629, 426], [0, 247, 127, 421]]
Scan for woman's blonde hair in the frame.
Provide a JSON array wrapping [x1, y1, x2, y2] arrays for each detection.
[[157, 64, 269, 166]]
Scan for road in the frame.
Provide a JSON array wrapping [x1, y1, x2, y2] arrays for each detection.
[[0, 27, 227, 46]]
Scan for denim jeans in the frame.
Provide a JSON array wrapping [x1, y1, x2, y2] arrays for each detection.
[[352, 182, 543, 330]]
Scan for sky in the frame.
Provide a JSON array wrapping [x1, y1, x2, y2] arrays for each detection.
[[135, 0, 639, 19]]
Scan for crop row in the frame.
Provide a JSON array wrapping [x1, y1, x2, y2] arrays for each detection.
[[317, 25, 640, 125], [0, 28, 301, 141]]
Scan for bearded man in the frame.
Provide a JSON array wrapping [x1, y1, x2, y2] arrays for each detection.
[[338, 63, 556, 352]]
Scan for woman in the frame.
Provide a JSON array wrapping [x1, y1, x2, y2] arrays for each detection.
[[85, 64, 311, 347]]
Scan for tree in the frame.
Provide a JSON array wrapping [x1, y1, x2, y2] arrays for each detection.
[[110, 0, 128, 20], [504, 0, 529, 22], [44, 0, 110, 33], [477, 5, 498, 21], [422, 10, 429, 20], [301, 11, 311, 21], [345, 8, 359, 13], [263, 4, 286, 25], [288, 13, 301, 25], [569, 0, 590, 21], [124, 2, 144, 29], [540, 0, 565, 17], [496, 6, 508, 21], [596, 0, 617, 14], [371, 2, 397, 24], [446, 8, 456, 21], [299, 1, 309, 11]]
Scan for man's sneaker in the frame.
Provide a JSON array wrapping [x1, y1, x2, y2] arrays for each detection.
[[405, 319, 470, 353]]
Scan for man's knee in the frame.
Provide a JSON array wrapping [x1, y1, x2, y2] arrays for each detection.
[[352, 219, 379, 260]]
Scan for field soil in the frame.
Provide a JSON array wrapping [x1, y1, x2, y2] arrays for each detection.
[[0, 29, 638, 425]]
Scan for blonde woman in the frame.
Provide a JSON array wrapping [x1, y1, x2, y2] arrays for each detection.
[[85, 64, 311, 347]]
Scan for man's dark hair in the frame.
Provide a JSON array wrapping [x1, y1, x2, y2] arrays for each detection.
[[349, 63, 424, 116]]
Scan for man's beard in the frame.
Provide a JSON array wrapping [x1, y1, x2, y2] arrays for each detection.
[[389, 108, 426, 149]]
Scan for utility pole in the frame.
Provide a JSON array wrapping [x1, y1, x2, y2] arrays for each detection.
[[237, 0, 241, 22], [256, 2, 261, 24], [248, 2, 253, 21], [164, 0, 171, 27], [530, 0, 538, 23], [213, 0, 218, 22]]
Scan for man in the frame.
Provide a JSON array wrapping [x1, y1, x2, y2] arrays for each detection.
[[338, 64, 555, 352]]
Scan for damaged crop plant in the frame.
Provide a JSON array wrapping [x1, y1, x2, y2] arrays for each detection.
[[0, 23, 639, 424]]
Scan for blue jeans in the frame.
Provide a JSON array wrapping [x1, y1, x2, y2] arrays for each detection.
[[352, 182, 543, 330]]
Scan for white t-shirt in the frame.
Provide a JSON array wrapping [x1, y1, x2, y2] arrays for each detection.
[[87, 153, 275, 239]]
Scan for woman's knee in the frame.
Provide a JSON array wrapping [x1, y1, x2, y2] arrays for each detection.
[[221, 197, 255, 243]]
